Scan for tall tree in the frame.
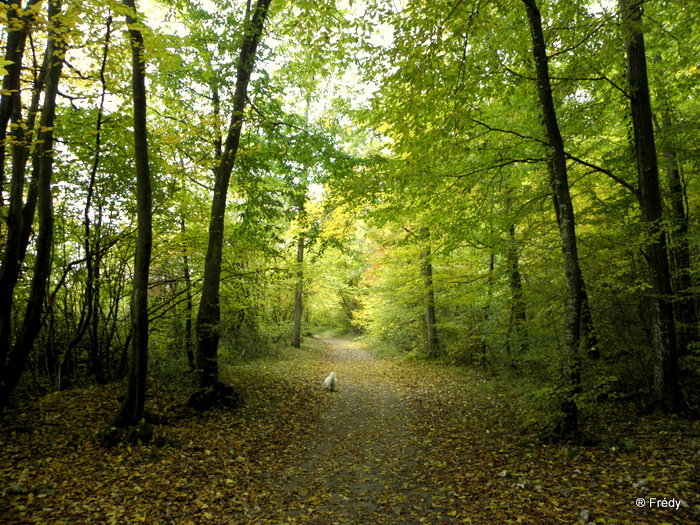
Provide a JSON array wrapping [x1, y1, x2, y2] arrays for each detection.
[[181, 217, 196, 370], [0, 0, 66, 410], [0, 0, 43, 368], [506, 224, 527, 360], [291, 231, 305, 348], [420, 227, 439, 356], [196, 0, 274, 388], [619, 0, 680, 412], [652, 57, 696, 359], [111, 0, 153, 427], [59, 14, 113, 389], [523, 0, 584, 435]]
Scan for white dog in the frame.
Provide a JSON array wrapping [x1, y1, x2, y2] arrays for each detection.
[[323, 371, 337, 391]]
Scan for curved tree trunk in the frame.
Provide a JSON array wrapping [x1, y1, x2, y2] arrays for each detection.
[[0, 0, 41, 207], [551, 191, 599, 359]]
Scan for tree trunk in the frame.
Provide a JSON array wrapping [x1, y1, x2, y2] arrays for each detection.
[[523, 0, 583, 435], [420, 227, 439, 356], [0, 0, 43, 365], [0, 0, 65, 410], [86, 15, 111, 385], [619, 0, 680, 412], [196, 0, 273, 388], [181, 218, 196, 371], [291, 89, 312, 349], [0, 0, 41, 208], [652, 55, 696, 358], [506, 224, 527, 360], [480, 250, 495, 368], [663, 131, 695, 357], [292, 235, 304, 348], [111, 0, 153, 428], [551, 190, 599, 359]]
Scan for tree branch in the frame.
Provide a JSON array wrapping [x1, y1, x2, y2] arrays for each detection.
[[564, 151, 639, 197]]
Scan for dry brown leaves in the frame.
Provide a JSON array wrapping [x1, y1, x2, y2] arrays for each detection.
[[1, 338, 698, 524]]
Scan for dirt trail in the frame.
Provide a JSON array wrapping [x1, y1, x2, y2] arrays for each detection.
[[265, 337, 454, 524]]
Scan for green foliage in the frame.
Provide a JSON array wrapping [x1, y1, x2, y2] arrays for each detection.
[[1, 0, 697, 431]]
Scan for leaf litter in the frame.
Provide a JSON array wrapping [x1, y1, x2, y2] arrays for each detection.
[[1, 337, 698, 524]]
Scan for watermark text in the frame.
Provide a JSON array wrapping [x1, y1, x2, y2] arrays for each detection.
[[635, 497, 682, 510]]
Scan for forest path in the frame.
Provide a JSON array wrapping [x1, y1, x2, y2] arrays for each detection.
[[260, 337, 456, 523], [2, 338, 696, 524]]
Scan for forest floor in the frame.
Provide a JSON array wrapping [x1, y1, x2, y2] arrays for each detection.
[[1, 337, 699, 524]]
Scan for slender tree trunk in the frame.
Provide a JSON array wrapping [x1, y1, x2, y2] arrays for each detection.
[[579, 276, 599, 359], [86, 15, 111, 385], [620, 0, 680, 412], [196, 0, 273, 388], [480, 250, 495, 368], [663, 135, 695, 357], [91, 244, 104, 380], [58, 17, 112, 388], [551, 190, 599, 359], [420, 227, 439, 356], [181, 218, 195, 371], [652, 55, 696, 358], [507, 224, 527, 360], [291, 89, 312, 349], [523, 0, 583, 435], [212, 80, 222, 162], [0, 0, 65, 410], [111, 0, 153, 427], [292, 235, 304, 348]]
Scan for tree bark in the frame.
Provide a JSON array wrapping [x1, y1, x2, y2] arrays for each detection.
[[551, 189, 599, 359], [420, 227, 439, 356], [0, 0, 65, 410], [111, 0, 153, 427], [523, 0, 583, 435], [619, 0, 680, 412], [196, 0, 273, 388]]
